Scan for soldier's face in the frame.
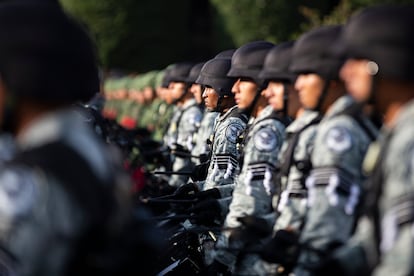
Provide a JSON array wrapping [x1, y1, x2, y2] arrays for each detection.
[[262, 81, 284, 111], [190, 83, 203, 104], [295, 73, 324, 109], [169, 81, 187, 103], [232, 78, 258, 109], [202, 86, 219, 111], [340, 59, 374, 103], [164, 86, 174, 104]]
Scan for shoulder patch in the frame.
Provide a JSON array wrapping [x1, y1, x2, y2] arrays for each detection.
[[254, 128, 278, 152], [0, 169, 36, 219], [225, 123, 245, 143], [325, 126, 352, 153]]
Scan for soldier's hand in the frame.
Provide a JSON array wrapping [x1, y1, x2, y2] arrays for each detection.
[[237, 215, 272, 239], [199, 153, 209, 163], [259, 229, 300, 267], [189, 199, 221, 225], [170, 143, 190, 158], [190, 161, 210, 181], [194, 188, 221, 201], [173, 182, 199, 199]]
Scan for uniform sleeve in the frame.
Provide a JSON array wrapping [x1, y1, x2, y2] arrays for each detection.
[[371, 130, 414, 276]]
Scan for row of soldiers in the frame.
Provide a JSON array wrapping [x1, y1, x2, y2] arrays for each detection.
[[0, 1, 410, 275], [119, 4, 414, 276]]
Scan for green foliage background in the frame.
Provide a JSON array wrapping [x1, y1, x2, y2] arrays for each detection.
[[59, 0, 414, 73]]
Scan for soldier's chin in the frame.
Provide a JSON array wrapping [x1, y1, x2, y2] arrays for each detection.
[[206, 106, 216, 112]]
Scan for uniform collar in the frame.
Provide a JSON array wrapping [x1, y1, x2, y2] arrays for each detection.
[[17, 108, 86, 151], [286, 109, 320, 134], [324, 95, 355, 119], [217, 105, 238, 122]]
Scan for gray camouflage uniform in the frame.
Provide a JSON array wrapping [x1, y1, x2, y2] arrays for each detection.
[[326, 99, 414, 276], [294, 96, 378, 275], [203, 105, 247, 194], [214, 105, 288, 274], [192, 111, 219, 165], [0, 108, 130, 276], [274, 110, 320, 233], [164, 98, 202, 187]]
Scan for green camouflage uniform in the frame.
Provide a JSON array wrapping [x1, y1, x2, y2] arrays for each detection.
[[153, 101, 174, 142]]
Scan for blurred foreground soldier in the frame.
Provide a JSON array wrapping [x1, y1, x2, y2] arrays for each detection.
[[289, 26, 378, 276], [315, 5, 414, 276], [0, 2, 160, 275]]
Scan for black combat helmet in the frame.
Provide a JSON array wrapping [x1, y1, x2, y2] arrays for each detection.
[[161, 65, 174, 88], [259, 41, 297, 116], [0, 1, 99, 102], [259, 41, 296, 83], [227, 41, 274, 87], [290, 25, 343, 80], [215, 49, 236, 59], [196, 58, 235, 97], [167, 62, 195, 84], [186, 62, 205, 84], [340, 5, 414, 82]]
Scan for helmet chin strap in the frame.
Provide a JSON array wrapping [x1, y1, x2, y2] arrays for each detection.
[[282, 83, 289, 116], [313, 78, 330, 113], [241, 81, 267, 118], [213, 95, 223, 113]]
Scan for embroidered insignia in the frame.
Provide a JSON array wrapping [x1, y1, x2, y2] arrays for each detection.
[[326, 126, 352, 153], [0, 169, 36, 219], [254, 128, 278, 152], [225, 123, 244, 143]]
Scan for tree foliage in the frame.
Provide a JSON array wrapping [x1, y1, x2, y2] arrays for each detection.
[[60, 0, 201, 72], [209, 0, 337, 45], [59, 0, 414, 72]]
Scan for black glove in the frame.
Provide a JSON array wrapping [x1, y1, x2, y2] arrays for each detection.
[[199, 153, 209, 164], [171, 143, 190, 158], [189, 199, 221, 225], [190, 161, 210, 181], [237, 215, 272, 239], [259, 229, 300, 267], [206, 260, 231, 276], [194, 188, 221, 201], [173, 183, 199, 199]]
